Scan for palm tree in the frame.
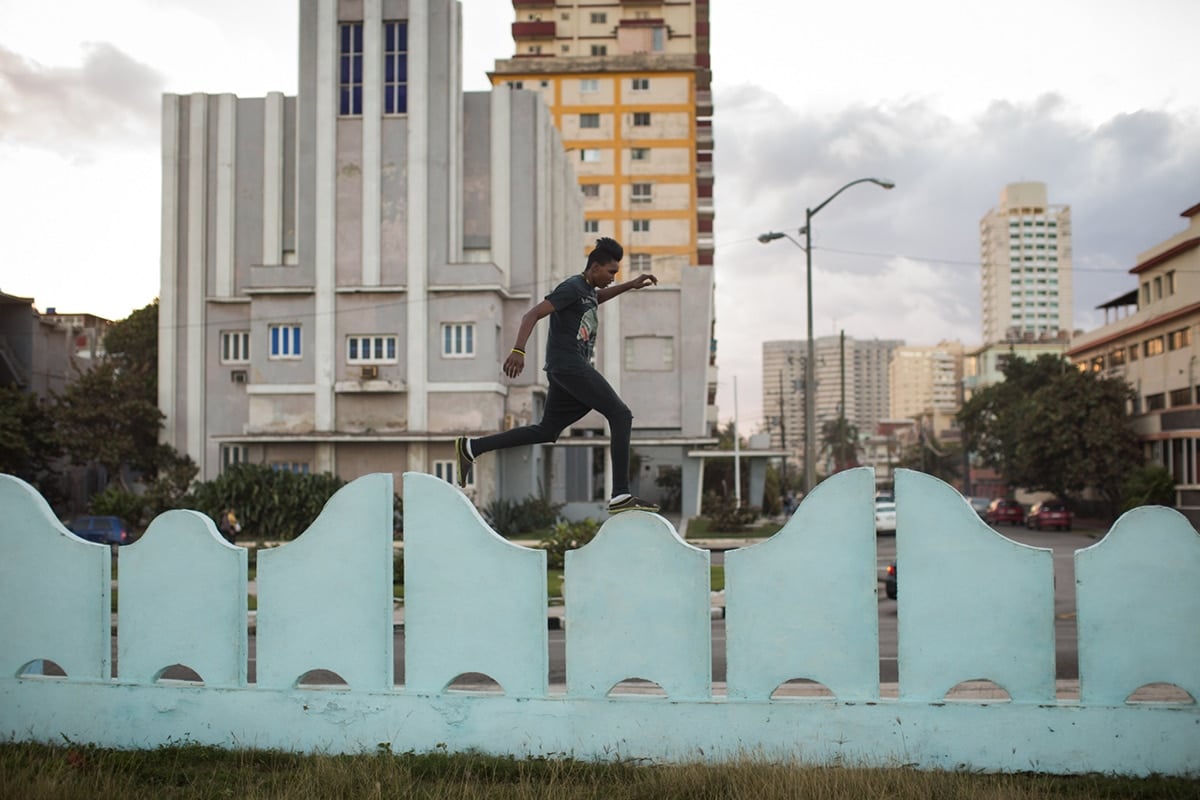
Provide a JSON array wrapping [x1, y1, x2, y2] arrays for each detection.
[[820, 417, 861, 473]]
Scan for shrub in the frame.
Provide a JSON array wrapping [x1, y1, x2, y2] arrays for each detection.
[[182, 464, 346, 541], [87, 485, 147, 529], [1121, 463, 1176, 513], [701, 492, 760, 533], [483, 495, 564, 538], [540, 518, 600, 569]]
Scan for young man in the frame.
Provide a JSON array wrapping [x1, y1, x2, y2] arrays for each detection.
[[455, 237, 659, 514]]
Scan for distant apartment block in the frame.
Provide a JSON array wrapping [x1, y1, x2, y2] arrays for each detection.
[[762, 335, 901, 465], [158, 0, 716, 514], [980, 182, 1073, 345], [493, 0, 714, 286], [889, 341, 964, 440], [1067, 201, 1200, 525]]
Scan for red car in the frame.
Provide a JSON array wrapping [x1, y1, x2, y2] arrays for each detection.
[[1027, 500, 1073, 531], [985, 498, 1025, 526]]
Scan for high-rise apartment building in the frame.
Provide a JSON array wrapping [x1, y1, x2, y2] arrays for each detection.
[[762, 335, 902, 466], [492, 0, 714, 286], [979, 182, 1073, 345]]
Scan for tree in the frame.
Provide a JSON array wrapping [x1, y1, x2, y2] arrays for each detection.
[[53, 300, 195, 507], [820, 417, 860, 473], [0, 385, 62, 502], [959, 354, 1139, 509], [895, 427, 962, 484]]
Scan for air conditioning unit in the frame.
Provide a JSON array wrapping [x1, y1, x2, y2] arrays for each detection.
[[360, 365, 379, 380], [230, 370, 247, 384]]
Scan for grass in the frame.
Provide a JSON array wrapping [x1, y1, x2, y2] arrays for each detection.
[[684, 517, 783, 540], [3, 742, 1196, 800]]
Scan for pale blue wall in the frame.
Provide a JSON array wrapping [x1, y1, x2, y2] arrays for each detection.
[[1, 469, 1198, 776]]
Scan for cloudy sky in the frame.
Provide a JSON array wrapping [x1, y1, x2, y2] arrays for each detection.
[[2, 0, 1198, 431]]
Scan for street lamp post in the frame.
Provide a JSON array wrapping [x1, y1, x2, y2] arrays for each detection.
[[759, 177, 895, 495]]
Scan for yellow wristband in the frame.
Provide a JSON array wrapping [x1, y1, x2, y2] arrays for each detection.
[[511, 347, 526, 356]]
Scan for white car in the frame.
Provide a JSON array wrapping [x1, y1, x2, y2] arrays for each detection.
[[874, 501, 896, 535]]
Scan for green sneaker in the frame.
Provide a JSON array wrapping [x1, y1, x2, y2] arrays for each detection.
[[454, 437, 474, 489], [608, 495, 659, 514]]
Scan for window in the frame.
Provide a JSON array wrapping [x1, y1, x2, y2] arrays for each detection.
[[1145, 393, 1166, 411], [581, 184, 600, 198], [630, 147, 650, 161], [631, 78, 649, 91], [590, 44, 607, 56], [580, 113, 600, 128], [339, 22, 363, 115], [271, 462, 311, 474], [384, 21, 408, 114], [584, 219, 599, 234], [1169, 327, 1191, 351], [1128, 342, 1139, 361], [1169, 387, 1193, 407], [1154, 276, 1163, 299], [580, 148, 601, 163], [590, 12, 607, 23], [434, 459, 474, 488], [580, 78, 599, 93], [269, 324, 302, 359], [630, 253, 652, 272], [442, 323, 475, 357], [631, 182, 652, 202], [1144, 336, 1165, 357], [1142, 282, 1151, 305], [221, 330, 250, 364], [347, 334, 398, 364], [632, 112, 651, 126], [221, 445, 248, 472], [632, 219, 650, 233], [1167, 270, 1176, 295]]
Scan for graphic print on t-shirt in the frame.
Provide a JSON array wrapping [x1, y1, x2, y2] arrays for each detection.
[[578, 306, 597, 352]]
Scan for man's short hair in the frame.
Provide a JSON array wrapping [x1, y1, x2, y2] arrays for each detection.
[[587, 237, 623, 268]]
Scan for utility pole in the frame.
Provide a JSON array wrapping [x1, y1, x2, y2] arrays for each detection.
[[778, 369, 787, 490]]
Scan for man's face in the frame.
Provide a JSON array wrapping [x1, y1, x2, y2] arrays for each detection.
[[588, 260, 619, 288]]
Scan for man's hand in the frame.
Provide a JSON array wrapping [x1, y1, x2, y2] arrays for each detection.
[[503, 350, 526, 379], [629, 273, 658, 289]]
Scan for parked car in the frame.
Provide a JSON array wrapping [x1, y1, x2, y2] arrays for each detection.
[[966, 496, 991, 518], [1026, 500, 1073, 531], [874, 500, 896, 535], [884, 561, 897, 599], [66, 515, 130, 546], [985, 498, 1025, 526]]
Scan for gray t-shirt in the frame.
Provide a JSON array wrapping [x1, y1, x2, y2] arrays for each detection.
[[543, 274, 598, 374]]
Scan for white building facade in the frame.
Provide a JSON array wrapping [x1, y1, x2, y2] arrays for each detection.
[[158, 0, 716, 513]]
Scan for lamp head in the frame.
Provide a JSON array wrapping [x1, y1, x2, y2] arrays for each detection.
[[874, 178, 896, 190], [758, 231, 784, 244]]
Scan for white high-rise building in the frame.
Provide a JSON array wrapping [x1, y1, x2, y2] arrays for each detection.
[[979, 182, 1073, 345]]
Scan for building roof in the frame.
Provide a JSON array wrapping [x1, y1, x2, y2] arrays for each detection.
[[1130, 237, 1200, 275], [1096, 288, 1138, 310], [1066, 300, 1200, 357]]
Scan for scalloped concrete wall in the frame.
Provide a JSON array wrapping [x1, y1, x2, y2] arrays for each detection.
[[1, 468, 1198, 776]]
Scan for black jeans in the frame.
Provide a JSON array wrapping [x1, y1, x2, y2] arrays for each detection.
[[471, 368, 634, 497]]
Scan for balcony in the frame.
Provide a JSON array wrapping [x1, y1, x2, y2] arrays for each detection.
[[696, 89, 713, 116], [513, 20, 556, 39], [512, 0, 555, 6], [696, 120, 713, 149]]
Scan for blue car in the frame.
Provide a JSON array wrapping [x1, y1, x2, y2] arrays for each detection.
[[67, 516, 130, 546]]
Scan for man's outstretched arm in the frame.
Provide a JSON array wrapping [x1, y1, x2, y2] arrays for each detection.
[[597, 273, 657, 303]]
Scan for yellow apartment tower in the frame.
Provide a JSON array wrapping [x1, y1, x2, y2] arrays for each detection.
[[491, 0, 714, 285]]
